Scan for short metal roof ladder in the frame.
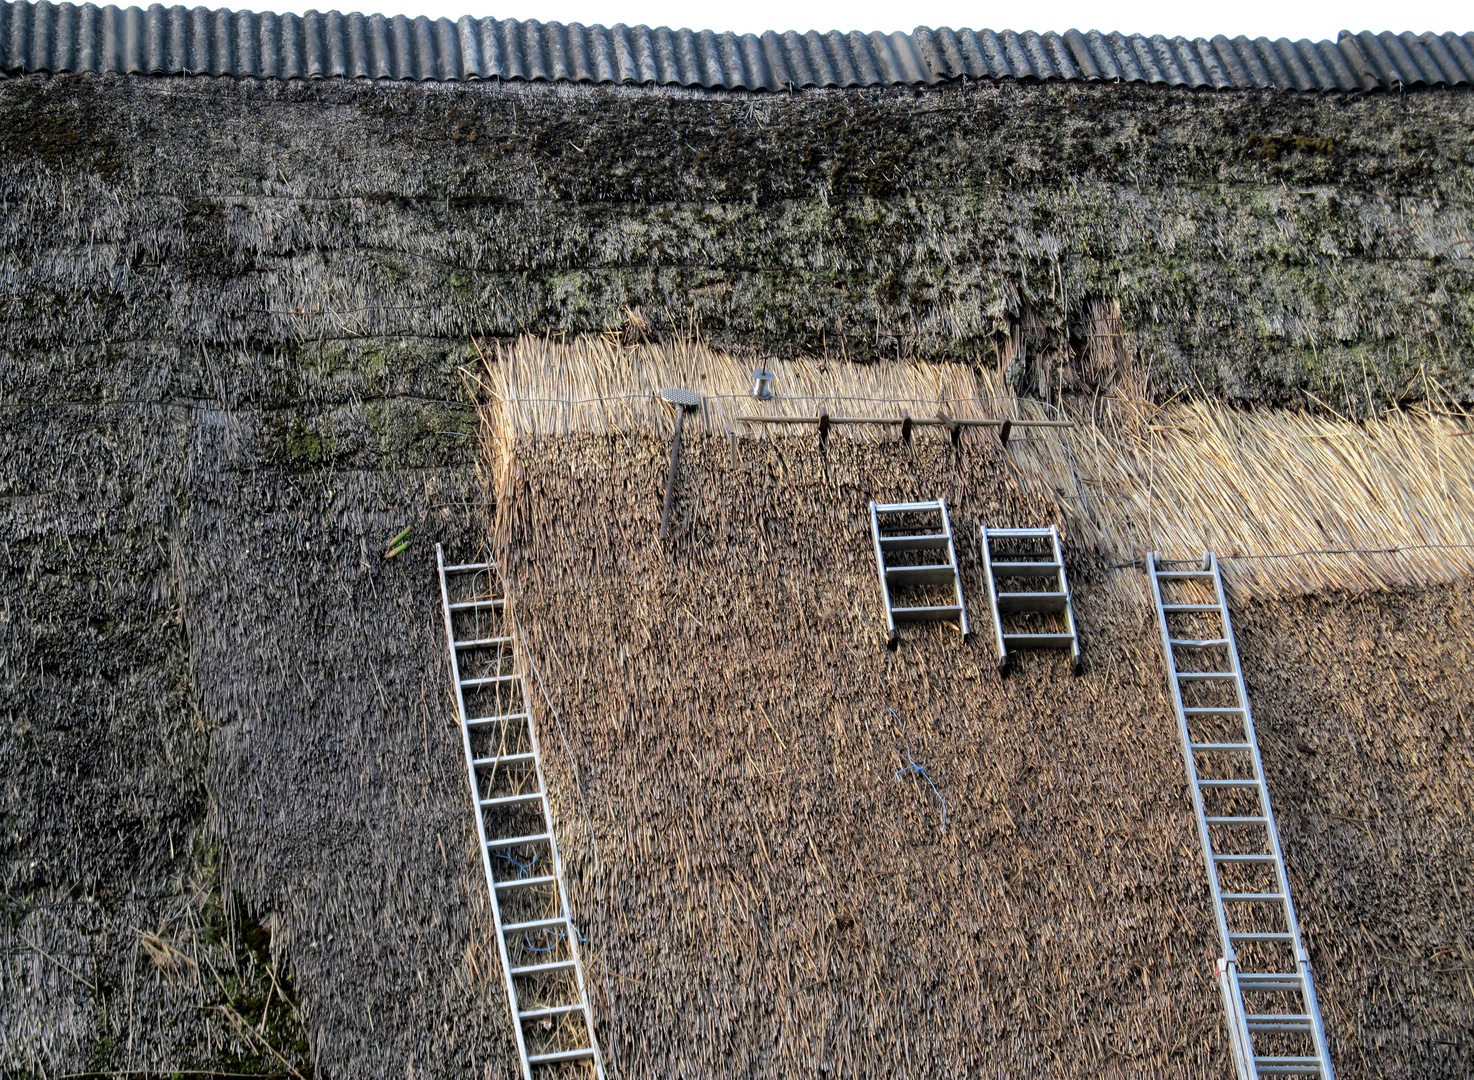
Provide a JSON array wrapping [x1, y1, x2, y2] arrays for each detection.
[[1147, 552, 1333, 1080], [435, 545, 605, 1080], [869, 499, 969, 649], [980, 525, 1081, 674]]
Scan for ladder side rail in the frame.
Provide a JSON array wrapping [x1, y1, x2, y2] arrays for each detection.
[[1209, 556, 1335, 1079], [1210, 554, 1305, 947], [1147, 552, 1236, 958], [938, 499, 969, 639], [516, 660, 607, 1079], [437, 545, 535, 1080], [869, 502, 897, 643], [979, 528, 1006, 667], [1051, 525, 1081, 670], [1219, 960, 1258, 1080]]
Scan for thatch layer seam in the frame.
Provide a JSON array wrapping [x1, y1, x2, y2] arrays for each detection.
[[1, 1, 1471, 91]]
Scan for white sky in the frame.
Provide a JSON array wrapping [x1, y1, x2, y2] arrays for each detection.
[[263, 0, 1471, 38]]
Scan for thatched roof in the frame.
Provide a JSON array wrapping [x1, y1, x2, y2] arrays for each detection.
[[3, 43, 1474, 1077]]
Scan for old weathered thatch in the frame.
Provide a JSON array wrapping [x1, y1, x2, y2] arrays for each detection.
[[3, 8, 1474, 1077]]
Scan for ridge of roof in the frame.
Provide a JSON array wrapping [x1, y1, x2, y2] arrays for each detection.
[[1, 1, 1471, 92]]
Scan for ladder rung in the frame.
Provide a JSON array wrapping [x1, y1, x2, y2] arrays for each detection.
[[480, 791, 544, 809], [1162, 603, 1221, 612], [448, 598, 504, 611], [527, 1048, 596, 1066], [890, 604, 962, 622], [990, 561, 1060, 578], [1237, 971, 1306, 991], [1198, 778, 1262, 789], [1252, 1057, 1325, 1075], [1176, 671, 1237, 682], [461, 673, 520, 688], [509, 959, 576, 977], [1229, 932, 1295, 943], [885, 564, 956, 586], [1003, 632, 1076, 649], [983, 527, 1055, 538], [1170, 638, 1230, 648], [878, 533, 950, 551], [1221, 892, 1285, 902], [1212, 853, 1277, 864], [1245, 1014, 1314, 1032], [504, 916, 570, 935], [456, 635, 512, 649], [1184, 706, 1245, 715], [1191, 742, 1254, 752], [494, 874, 556, 892], [1156, 570, 1216, 579], [443, 562, 494, 572], [472, 751, 537, 769], [519, 1002, 586, 1022], [874, 500, 943, 513], [465, 711, 530, 728], [1207, 817, 1269, 826], [486, 832, 551, 850], [995, 591, 1068, 613]]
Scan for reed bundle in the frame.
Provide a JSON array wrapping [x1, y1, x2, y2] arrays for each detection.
[[1024, 401, 1474, 600], [481, 334, 1062, 444], [483, 333, 1474, 603]]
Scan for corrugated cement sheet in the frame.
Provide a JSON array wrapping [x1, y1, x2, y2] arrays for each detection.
[[1, 1, 1471, 91]]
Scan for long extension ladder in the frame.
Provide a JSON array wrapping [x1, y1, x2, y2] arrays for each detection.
[[435, 545, 605, 1080], [980, 525, 1082, 674], [869, 499, 969, 648], [1147, 552, 1333, 1080]]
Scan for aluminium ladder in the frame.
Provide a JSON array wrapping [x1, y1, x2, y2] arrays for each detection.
[[869, 499, 969, 648], [435, 545, 605, 1080], [1147, 552, 1333, 1080], [980, 525, 1081, 674]]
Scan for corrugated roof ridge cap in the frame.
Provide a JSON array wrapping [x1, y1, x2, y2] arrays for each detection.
[[1057, 28, 1101, 81], [1333, 29, 1382, 89], [1380, 30, 1431, 85], [1397, 29, 1461, 85], [1348, 30, 1406, 86], [2, 3, 1473, 89], [911, 24, 962, 80], [1436, 31, 1474, 86]]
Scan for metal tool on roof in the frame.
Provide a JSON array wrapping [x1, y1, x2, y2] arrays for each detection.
[[980, 525, 1081, 674], [1147, 551, 1333, 1080], [749, 368, 775, 399], [659, 387, 702, 538], [435, 546, 606, 1080], [869, 499, 969, 649]]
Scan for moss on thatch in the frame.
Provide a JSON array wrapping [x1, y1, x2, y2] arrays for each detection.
[[1, 73, 1472, 409]]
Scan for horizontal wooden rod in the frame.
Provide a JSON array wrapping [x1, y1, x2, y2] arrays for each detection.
[[732, 415, 1073, 429]]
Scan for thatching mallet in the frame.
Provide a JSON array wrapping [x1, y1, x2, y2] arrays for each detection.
[[659, 387, 702, 538]]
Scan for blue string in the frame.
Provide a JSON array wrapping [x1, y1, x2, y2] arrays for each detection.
[[522, 931, 561, 952], [888, 709, 947, 830], [493, 850, 539, 878], [491, 853, 593, 954]]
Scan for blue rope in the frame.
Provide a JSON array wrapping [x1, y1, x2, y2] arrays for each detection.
[[491, 853, 593, 954], [888, 709, 947, 830], [522, 931, 561, 952], [493, 850, 539, 878]]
